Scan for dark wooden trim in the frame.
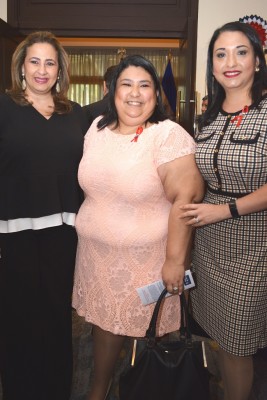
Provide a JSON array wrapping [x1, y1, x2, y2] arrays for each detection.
[[0, 17, 22, 39], [7, 0, 191, 38], [0, 18, 24, 93], [70, 76, 103, 84]]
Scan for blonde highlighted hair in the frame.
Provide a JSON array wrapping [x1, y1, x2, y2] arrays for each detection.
[[7, 31, 72, 114]]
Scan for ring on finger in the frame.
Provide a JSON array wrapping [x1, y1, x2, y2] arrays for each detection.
[[173, 286, 179, 293], [194, 216, 199, 224]]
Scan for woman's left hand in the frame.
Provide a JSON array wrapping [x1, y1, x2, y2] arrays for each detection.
[[179, 203, 231, 226], [162, 261, 185, 295]]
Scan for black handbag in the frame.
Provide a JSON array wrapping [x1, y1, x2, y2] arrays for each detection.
[[119, 289, 210, 400]]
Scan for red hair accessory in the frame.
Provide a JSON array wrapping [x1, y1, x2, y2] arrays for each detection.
[[239, 15, 267, 47]]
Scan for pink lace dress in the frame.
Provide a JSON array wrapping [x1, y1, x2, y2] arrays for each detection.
[[72, 117, 195, 337]]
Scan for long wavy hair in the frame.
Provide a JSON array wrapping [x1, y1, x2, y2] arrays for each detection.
[[199, 21, 267, 130], [97, 54, 168, 130], [7, 31, 72, 114]]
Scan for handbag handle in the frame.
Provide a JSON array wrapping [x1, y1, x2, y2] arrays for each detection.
[[145, 288, 192, 341]]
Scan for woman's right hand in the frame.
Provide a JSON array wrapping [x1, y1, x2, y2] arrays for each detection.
[[162, 260, 185, 295], [179, 203, 231, 226]]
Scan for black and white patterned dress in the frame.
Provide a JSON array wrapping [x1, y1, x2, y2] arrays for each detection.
[[191, 95, 267, 356]]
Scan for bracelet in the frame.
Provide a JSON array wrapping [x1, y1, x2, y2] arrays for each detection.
[[228, 200, 241, 219]]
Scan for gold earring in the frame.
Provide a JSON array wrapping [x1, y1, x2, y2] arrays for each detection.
[[255, 66, 260, 72], [56, 76, 60, 93], [21, 73, 26, 90]]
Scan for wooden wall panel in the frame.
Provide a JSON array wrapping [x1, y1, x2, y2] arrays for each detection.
[[7, 0, 195, 38], [0, 19, 23, 93]]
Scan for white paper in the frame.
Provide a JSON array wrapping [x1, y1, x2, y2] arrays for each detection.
[[137, 269, 195, 306]]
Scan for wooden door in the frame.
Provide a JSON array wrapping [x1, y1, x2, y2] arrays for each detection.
[[176, 17, 198, 134], [0, 19, 23, 93]]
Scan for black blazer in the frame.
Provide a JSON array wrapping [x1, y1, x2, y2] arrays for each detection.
[[83, 95, 109, 127]]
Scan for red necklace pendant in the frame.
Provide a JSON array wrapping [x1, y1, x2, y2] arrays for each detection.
[[131, 126, 143, 142], [230, 105, 249, 127]]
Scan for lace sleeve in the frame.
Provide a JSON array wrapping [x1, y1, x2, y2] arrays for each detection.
[[154, 121, 196, 168]]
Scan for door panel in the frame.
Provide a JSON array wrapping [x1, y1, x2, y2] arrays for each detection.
[[0, 19, 23, 93], [177, 16, 198, 134], [8, 0, 189, 37]]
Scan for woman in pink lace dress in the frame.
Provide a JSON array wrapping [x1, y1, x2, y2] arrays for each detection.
[[72, 55, 204, 400]]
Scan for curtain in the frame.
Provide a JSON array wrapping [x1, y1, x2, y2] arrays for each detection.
[[66, 48, 179, 106]]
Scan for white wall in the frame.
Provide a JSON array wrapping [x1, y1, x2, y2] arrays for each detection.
[[0, 0, 7, 21], [197, 0, 267, 99]]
